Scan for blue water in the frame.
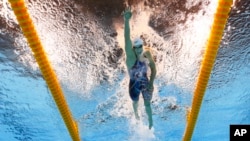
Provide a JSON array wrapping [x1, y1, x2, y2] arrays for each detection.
[[1, 0, 250, 141]]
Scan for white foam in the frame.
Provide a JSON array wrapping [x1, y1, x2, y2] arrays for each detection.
[[128, 117, 156, 141]]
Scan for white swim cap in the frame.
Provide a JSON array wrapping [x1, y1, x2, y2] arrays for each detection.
[[133, 38, 143, 47]]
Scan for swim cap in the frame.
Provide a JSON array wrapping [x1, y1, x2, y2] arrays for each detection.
[[133, 38, 143, 47]]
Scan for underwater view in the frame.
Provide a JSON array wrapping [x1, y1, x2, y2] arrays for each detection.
[[0, 0, 249, 140]]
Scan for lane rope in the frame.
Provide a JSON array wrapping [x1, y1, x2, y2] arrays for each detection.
[[8, 0, 81, 140], [182, 0, 233, 140]]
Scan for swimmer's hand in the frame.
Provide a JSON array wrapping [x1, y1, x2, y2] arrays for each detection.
[[147, 83, 154, 93], [122, 7, 132, 20]]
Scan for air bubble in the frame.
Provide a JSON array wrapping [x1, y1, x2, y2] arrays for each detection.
[[52, 0, 60, 7]]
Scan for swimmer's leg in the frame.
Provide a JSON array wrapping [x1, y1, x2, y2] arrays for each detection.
[[144, 100, 153, 129], [142, 85, 153, 129], [129, 80, 140, 120], [133, 101, 140, 120]]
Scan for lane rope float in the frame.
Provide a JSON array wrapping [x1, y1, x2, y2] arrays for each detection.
[[182, 0, 233, 140], [8, 0, 81, 140]]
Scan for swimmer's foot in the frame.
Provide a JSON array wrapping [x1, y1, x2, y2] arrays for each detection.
[[149, 122, 153, 129], [148, 118, 153, 129], [135, 112, 140, 120]]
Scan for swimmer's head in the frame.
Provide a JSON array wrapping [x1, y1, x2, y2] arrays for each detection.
[[133, 38, 143, 56], [133, 38, 143, 48]]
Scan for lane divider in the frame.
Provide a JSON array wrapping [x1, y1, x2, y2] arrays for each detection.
[[182, 0, 233, 140], [8, 0, 81, 140]]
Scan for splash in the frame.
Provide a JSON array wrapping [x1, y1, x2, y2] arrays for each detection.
[[129, 118, 156, 141], [2, 0, 248, 140]]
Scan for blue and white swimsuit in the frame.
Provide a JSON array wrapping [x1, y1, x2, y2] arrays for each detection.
[[129, 60, 152, 101]]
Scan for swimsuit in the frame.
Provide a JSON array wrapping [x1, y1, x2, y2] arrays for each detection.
[[128, 60, 152, 101]]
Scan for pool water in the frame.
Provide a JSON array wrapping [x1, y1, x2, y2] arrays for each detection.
[[0, 0, 249, 140]]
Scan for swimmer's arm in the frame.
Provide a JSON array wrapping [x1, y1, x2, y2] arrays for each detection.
[[124, 9, 136, 69], [145, 51, 156, 85]]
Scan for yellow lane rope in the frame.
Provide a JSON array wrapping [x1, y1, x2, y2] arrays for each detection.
[[183, 0, 233, 140], [8, 0, 80, 140]]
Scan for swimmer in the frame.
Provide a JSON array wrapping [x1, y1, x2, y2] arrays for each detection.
[[123, 7, 156, 129]]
